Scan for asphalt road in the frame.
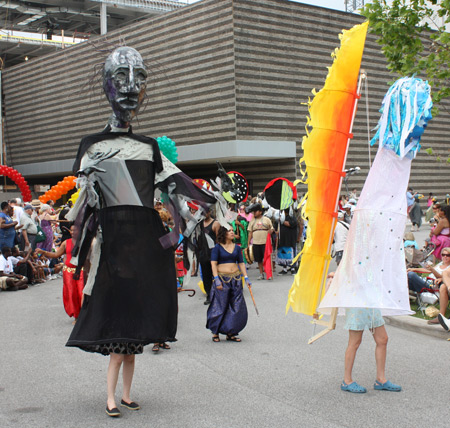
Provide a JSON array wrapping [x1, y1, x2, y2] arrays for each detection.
[[0, 233, 448, 428]]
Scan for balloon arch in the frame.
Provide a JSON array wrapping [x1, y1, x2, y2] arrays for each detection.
[[39, 176, 77, 204], [0, 165, 32, 202]]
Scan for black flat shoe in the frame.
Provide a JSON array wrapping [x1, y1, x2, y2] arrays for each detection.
[[106, 406, 121, 417], [226, 335, 241, 342], [120, 399, 140, 410]]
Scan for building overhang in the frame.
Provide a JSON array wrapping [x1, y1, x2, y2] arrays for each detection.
[[14, 139, 297, 177], [177, 140, 297, 165]]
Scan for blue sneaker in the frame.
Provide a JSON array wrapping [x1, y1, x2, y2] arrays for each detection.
[[374, 380, 402, 391], [341, 381, 367, 393]]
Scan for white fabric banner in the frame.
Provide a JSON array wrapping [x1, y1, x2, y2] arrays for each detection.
[[319, 147, 414, 316]]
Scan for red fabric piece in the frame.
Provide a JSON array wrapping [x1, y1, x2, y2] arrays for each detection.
[[63, 239, 85, 318], [63, 269, 85, 319], [263, 233, 273, 279]]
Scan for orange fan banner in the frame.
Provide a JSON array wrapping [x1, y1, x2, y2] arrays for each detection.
[[39, 175, 77, 204], [286, 21, 368, 316]]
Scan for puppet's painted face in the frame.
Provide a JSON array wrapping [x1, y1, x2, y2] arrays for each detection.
[[103, 47, 148, 124]]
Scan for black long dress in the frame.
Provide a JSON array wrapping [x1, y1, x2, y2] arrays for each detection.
[[66, 127, 215, 355]]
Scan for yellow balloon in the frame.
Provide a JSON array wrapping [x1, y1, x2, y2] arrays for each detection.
[[69, 188, 80, 205]]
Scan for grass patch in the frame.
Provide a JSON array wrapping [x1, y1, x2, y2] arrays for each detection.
[[410, 301, 450, 320]]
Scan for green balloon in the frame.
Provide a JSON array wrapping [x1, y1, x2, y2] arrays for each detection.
[[157, 136, 178, 164]]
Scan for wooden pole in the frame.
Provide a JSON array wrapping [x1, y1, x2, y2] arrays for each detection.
[[308, 71, 366, 345]]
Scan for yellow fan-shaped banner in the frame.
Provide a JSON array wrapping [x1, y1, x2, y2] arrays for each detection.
[[286, 21, 368, 316]]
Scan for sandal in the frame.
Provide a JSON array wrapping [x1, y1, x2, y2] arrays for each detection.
[[159, 342, 171, 349], [152, 344, 160, 352], [212, 335, 220, 342], [226, 335, 241, 342], [374, 380, 402, 391], [341, 381, 367, 393]]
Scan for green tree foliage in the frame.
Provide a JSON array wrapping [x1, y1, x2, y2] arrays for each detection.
[[361, 0, 450, 114]]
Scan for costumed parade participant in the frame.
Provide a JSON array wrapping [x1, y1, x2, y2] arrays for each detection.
[[263, 177, 299, 276], [319, 77, 433, 393], [231, 214, 249, 264], [65, 46, 217, 417], [276, 210, 298, 275], [198, 209, 219, 305], [37, 225, 84, 322], [207, 226, 250, 342], [247, 204, 274, 280], [285, 22, 431, 393]]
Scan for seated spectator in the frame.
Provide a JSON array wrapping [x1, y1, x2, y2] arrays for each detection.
[[435, 268, 450, 330], [0, 247, 28, 291], [9, 247, 34, 284], [29, 250, 47, 282], [426, 202, 440, 223], [430, 205, 450, 261], [404, 232, 418, 249], [407, 247, 450, 324]]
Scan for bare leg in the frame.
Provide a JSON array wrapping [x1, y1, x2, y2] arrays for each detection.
[[257, 262, 264, 275], [121, 354, 135, 403], [344, 330, 363, 384], [15, 277, 28, 288], [373, 325, 388, 384], [439, 271, 450, 315], [429, 274, 450, 324], [107, 353, 124, 409], [439, 283, 449, 315]]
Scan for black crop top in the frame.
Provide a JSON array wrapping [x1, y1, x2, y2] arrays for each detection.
[[211, 244, 243, 264]]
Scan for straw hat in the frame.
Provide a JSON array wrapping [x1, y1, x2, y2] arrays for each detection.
[[404, 232, 415, 241]]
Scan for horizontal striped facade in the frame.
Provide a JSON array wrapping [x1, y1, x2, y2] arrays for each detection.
[[2, 0, 449, 201]]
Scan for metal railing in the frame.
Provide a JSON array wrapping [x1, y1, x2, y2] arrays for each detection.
[[90, 0, 188, 12]]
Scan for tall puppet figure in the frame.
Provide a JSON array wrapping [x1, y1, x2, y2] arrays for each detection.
[[66, 47, 216, 417], [319, 77, 432, 393]]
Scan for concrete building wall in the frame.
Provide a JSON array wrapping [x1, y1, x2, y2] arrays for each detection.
[[2, 0, 449, 200]]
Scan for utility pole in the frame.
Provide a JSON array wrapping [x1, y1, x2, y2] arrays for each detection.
[[344, 0, 365, 13], [100, 2, 107, 35]]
